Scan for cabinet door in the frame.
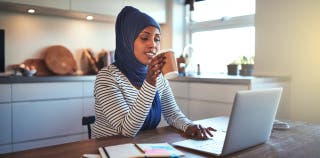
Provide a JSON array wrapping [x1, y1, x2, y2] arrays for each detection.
[[0, 103, 11, 145], [0, 84, 11, 103], [12, 99, 83, 142], [0, 0, 69, 10], [168, 81, 188, 98], [12, 82, 82, 101], [83, 98, 95, 116], [70, 0, 123, 16], [189, 83, 249, 103], [189, 100, 232, 121], [0, 144, 12, 154], [70, 0, 166, 23], [12, 134, 82, 152], [188, 83, 248, 120], [83, 81, 95, 97], [175, 98, 189, 117], [124, 0, 166, 24]]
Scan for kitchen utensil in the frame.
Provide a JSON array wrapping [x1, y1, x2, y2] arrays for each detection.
[[24, 58, 54, 76], [80, 49, 98, 75], [44, 45, 77, 75]]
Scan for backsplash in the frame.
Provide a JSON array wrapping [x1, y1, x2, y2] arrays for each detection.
[[0, 10, 116, 73]]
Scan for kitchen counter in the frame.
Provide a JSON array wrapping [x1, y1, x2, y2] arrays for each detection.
[[0, 75, 96, 83], [0, 74, 289, 84], [170, 74, 290, 85]]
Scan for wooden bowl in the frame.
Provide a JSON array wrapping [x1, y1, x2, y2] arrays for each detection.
[[44, 45, 77, 75]]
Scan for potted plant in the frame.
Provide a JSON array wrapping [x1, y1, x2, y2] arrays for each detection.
[[227, 60, 239, 75], [239, 56, 254, 76]]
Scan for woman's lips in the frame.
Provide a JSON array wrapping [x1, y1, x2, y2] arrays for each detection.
[[146, 51, 156, 58]]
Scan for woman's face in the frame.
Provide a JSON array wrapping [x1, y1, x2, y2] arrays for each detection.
[[134, 26, 161, 65]]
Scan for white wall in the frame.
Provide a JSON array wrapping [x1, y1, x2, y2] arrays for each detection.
[[255, 0, 320, 123], [0, 11, 116, 71], [0, 10, 172, 72]]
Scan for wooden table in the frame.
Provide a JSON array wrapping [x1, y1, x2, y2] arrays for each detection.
[[1, 117, 320, 158]]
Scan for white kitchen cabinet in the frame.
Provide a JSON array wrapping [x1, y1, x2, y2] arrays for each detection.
[[0, 0, 70, 10], [83, 98, 95, 116], [70, 0, 123, 16], [70, 0, 166, 23], [189, 100, 232, 121], [0, 80, 96, 154], [83, 81, 95, 97], [189, 83, 249, 103], [188, 83, 249, 120], [175, 98, 189, 118], [12, 99, 83, 151], [0, 84, 11, 103], [12, 82, 82, 101], [168, 80, 250, 121], [82, 81, 95, 136], [0, 0, 166, 23], [168, 76, 289, 122], [12, 99, 83, 142], [169, 81, 189, 98], [0, 84, 12, 154], [124, 0, 166, 24], [0, 103, 12, 153], [13, 135, 82, 152], [168, 81, 189, 117], [0, 144, 11, 155]]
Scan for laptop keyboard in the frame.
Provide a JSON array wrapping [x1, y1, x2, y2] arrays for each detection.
[[173, 131, 226, 154], [198, 138, 224, 151]]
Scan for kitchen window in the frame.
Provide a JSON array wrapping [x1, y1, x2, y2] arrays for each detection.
[[184, 0, 255, 74]]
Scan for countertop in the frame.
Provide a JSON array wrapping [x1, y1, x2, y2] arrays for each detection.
[[0, 74, 289, 84], [0, 75, 97, 83], [170, 73, 289, 85]]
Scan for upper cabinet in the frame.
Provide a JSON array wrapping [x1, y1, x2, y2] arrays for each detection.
[[70, 0, 123, 17], [70, 0, 166, 23], [0, 0, 166, 23], [0, 0, 69, 10], [123, 0, 166, 24]]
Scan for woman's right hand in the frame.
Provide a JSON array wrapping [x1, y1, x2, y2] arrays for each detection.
[[185, 124, 216, 140], [146, 53, 166, 86]]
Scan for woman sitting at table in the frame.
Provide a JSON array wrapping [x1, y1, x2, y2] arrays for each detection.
[[92, 6, 215, 140]]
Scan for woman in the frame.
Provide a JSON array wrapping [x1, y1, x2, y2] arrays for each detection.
[[92, 6, 215, 139]]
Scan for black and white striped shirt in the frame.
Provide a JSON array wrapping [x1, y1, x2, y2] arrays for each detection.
[[92, 65, 192, 138]]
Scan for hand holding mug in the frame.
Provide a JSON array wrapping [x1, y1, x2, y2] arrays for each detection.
[[146, 53, 166, 86]]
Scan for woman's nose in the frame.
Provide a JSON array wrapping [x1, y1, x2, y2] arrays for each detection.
[[147, 39, 157, 48]]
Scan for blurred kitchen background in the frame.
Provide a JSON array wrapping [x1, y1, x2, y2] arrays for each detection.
[[0, 0, 320, 154]]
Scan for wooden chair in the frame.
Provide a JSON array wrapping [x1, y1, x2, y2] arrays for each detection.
[[82, 116, 95, 139]]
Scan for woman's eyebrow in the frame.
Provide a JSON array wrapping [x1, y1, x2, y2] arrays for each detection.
[[140, 31, 160, 36], [141, 31, 151, 35]]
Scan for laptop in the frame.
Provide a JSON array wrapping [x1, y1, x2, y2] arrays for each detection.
[[173, 88, 283, 156]]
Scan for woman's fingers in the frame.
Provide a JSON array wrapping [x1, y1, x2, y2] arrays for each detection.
[[149, 55, 165, 76], [187, 124, 217, 140], [196, 125, 205, 139], [145, 54, 166, 86]]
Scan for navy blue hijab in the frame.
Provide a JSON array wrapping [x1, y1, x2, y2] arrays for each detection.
[[113, 6, 161, 130]]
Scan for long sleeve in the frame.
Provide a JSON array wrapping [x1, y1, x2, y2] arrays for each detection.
[[93, 66, 156, 138], [158, 76, 193, 132]]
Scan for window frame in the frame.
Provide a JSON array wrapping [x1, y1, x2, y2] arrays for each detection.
[[184, 4, 255, 74]]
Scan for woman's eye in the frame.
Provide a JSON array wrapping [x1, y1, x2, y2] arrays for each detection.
[[141, 37, 148, 41], [154, 38, 161, 42]]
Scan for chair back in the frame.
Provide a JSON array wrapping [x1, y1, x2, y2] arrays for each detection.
[[82, 116, 95, 139]]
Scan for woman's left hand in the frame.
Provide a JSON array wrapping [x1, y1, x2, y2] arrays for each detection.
[[146, 53, 166, 86], [185, 124, 216, 140]]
